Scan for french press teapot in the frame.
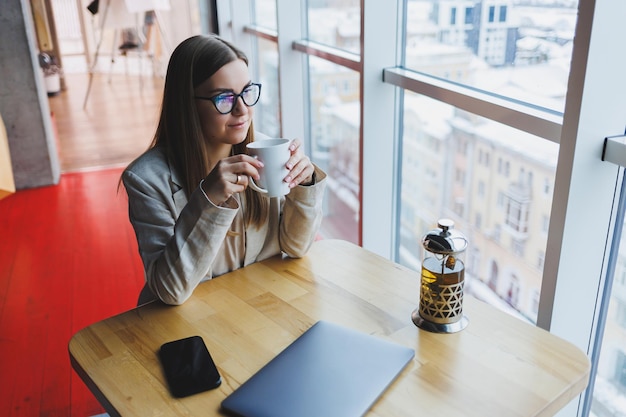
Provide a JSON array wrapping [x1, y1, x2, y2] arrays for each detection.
[[412, 219, 469, 333]]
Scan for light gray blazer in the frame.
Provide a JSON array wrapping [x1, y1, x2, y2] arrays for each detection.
[[122, 146, 326, 305]]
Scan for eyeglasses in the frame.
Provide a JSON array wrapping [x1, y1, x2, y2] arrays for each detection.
[[194, 83, 262, 114]]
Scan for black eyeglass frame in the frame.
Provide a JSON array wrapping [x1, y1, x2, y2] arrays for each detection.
[[194, 83, 262, 114]]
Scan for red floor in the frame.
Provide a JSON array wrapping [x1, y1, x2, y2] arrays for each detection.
[[0, 168, 145, 416]]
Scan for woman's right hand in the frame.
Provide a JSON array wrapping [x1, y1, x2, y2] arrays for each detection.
[[201, 154, 264, 206]]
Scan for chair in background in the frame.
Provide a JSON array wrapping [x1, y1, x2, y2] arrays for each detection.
[[107, 12, 158, 87], [83, 0, 170, 109]]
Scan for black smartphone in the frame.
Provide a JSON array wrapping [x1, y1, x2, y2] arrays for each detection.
[[158, 335, 222, 398]]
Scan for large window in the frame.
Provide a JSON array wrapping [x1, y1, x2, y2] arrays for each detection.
[[218, 0, 626, 415], [303, 0, 362, 243], [307, 56, 360, 243], [392, 0, 572, 327], [398, 92, 557, 323]]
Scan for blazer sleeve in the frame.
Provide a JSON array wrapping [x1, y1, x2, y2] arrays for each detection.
[[279, 165, 327, 258], [122, 169, 237, 305]]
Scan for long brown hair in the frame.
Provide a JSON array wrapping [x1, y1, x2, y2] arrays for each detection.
[[152, 34, 268, 227]]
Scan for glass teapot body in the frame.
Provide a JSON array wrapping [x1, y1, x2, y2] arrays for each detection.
[[412, 219, 469, 333]]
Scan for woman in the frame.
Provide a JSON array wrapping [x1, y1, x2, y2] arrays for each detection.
[[122, 34, 326, 305]]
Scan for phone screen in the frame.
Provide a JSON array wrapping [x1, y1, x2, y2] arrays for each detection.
[[158, 335, 222, 398]]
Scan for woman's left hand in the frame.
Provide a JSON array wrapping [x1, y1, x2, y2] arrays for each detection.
[[284, 139, 315, 188]]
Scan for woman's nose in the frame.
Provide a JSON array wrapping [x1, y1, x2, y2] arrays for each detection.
[[231, 96, 248, 115]]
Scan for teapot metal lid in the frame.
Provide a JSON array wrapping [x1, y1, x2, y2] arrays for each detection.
[[422, 219, 468, 255]]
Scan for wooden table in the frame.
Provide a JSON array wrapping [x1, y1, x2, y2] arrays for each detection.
[[69, 239, 590, 417]]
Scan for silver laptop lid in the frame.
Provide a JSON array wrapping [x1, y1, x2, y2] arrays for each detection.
[[221, 320, 415, 417]]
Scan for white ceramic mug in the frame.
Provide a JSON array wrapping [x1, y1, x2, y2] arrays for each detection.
[[246, 138, 291, 197]]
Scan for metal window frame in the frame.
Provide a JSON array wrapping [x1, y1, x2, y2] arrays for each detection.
[[382, 67, 563, 143]]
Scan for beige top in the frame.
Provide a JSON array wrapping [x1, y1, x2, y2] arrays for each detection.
[[210, 193, 245, 275], [122, 146, 327, 306]]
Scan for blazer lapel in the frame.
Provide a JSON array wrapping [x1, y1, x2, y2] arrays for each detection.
[[169, 160, 188, 214]]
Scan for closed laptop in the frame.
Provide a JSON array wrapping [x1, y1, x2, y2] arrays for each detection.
[[221, 320, 415, 417]]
